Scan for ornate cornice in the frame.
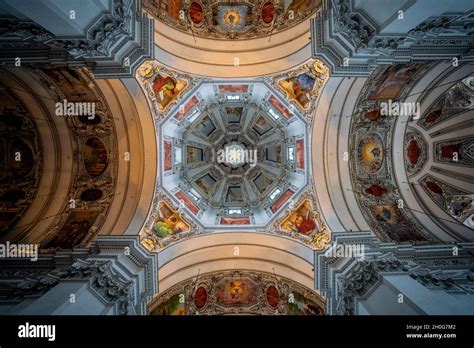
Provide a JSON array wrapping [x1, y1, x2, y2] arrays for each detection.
[[311, 0, 474, 76], [336, 255, 408, 315], [318, 239, 474, 315], [0, 236, 158, 315], [0, 0, 154, 78]]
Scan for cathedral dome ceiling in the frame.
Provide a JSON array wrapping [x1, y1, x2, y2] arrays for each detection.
[[0, 0, 473, 319], [137, 60, 332, 250], [159, 81, 309, 230], [135, 48, 474, 258]]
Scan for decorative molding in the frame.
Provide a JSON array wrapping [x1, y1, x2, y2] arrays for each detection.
[[404, 128, 428, 177], [418, 75, 474, 130], [311, 0, 474, 76], [0, 236, 157, 315], [336, 255, 407, 315], [317, 240, 474, 315], [434, 136, 474, 168], [418, 174, 473, 229], [0, 20, 54, 42], [0, 0, 154, 78]]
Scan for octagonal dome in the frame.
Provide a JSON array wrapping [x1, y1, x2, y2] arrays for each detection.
[[159, 81, 309, 230]]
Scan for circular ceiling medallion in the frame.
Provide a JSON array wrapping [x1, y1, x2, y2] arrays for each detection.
[[222, 142, 247, 167], [223, 9, 241, 27]]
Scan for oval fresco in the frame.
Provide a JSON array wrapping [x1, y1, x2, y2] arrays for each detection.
[[262, 1, 276, 24], [83, 137, 108, 177], [80, 189, 103, 201], [189, 2, 204, 24], [406, 139, 421, 166], [280, 199, 318, 235], [194, 286, 208, 309], [266, 285, 279, 308], [357, 132, 384, 174], [10, 140, 34, 178]]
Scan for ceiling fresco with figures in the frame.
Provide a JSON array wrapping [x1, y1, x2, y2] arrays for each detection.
[[137, 60, 331, 251], [149, 270, 325, 315], [349, 63, 433, 243], [143, 0, 319, 39]]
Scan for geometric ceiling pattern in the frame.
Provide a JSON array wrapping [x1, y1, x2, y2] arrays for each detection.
[[414, 75, 474, 231], [161, 82, 309, 229]]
